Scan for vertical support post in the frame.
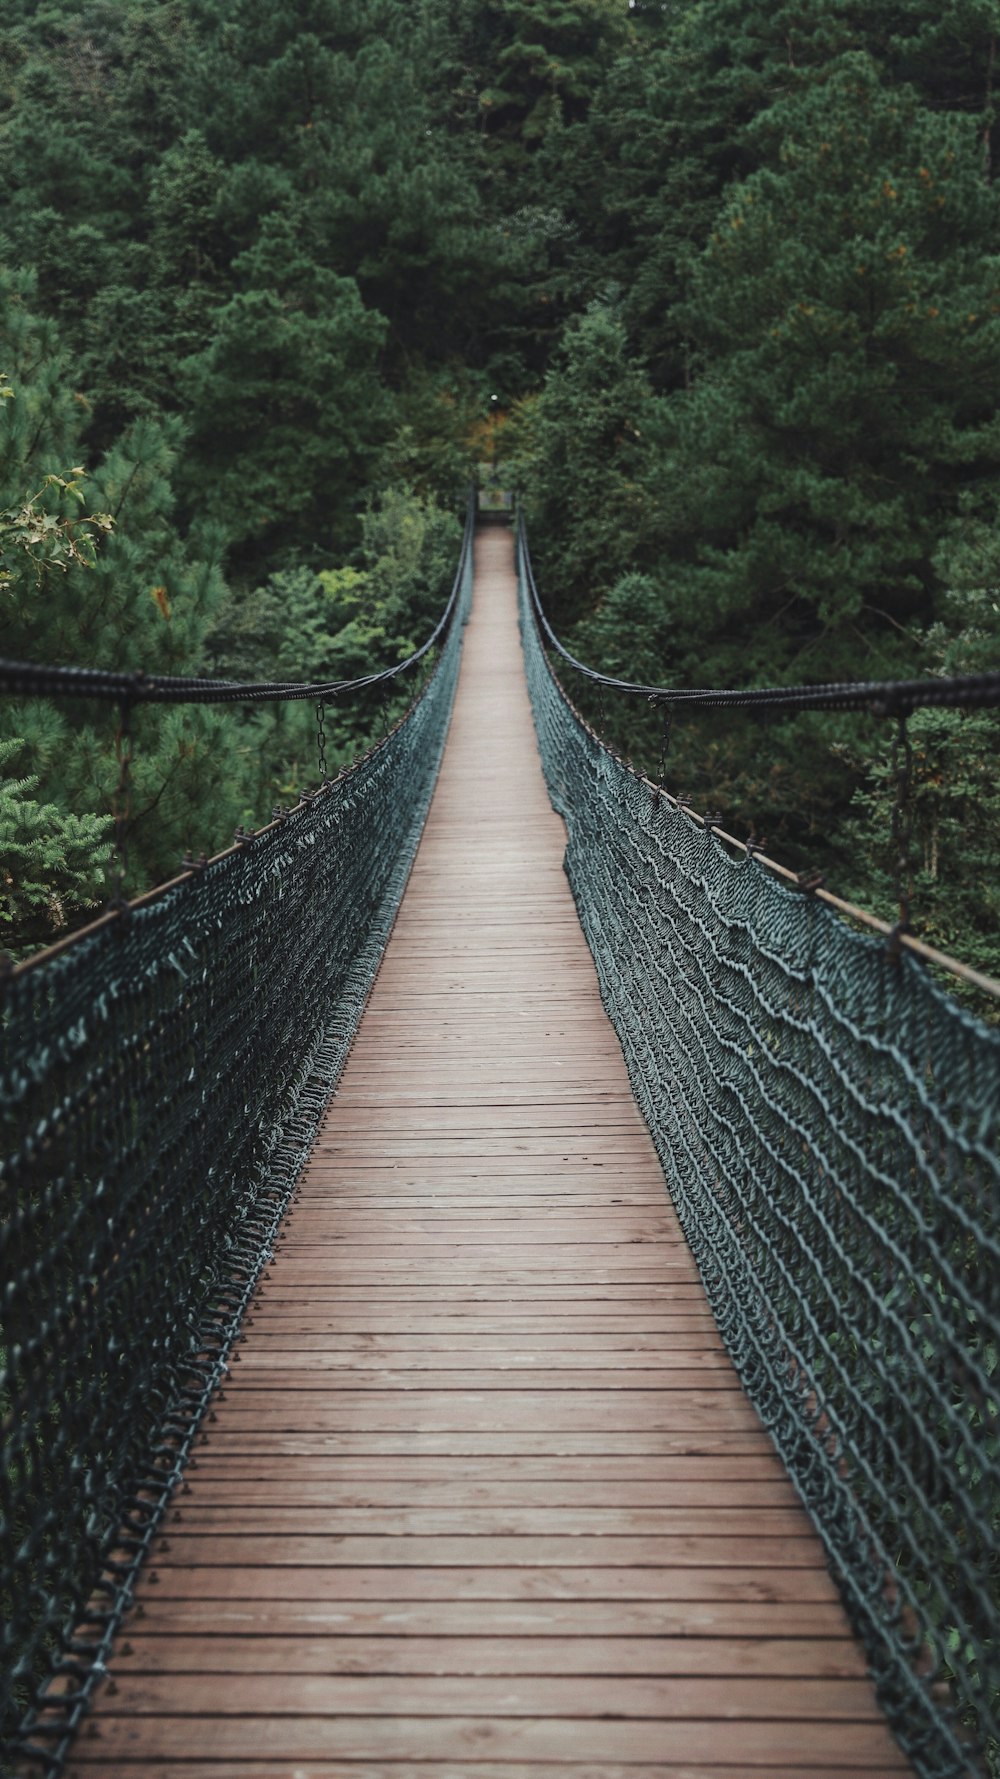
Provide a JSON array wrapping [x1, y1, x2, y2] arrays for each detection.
[[111, 697, 134, 911]]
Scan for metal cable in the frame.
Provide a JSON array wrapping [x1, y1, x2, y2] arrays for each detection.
[[519, 516, 1000, 716], [0, 496, 474, 708]]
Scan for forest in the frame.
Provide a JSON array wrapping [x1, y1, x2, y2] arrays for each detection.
[[1, 0, 998, 983]]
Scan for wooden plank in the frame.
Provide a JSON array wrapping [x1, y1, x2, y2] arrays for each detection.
[[129, 1565, 847, 1603], [65, 1716, 910, 1767], [274, 1220, 686, 1237], [94, 1673, 886, 1721], [250, 1296, 714, 1311], [238, 1320, 725, 1336], [235, 1333, 731, 1352], [268, 1251, 697, 1266], [65, 1764, 910, 1779], [163, 1479, 801, 1506], [191, 1394, 768, 1432], [186, 1447, 786, 1473], [307, 1140, 672, 1155], [235, 1351, 735, 1369], [163, 1508, 813, 1538], [188, 1430, 778, 1454], [217, 1368, 744, 1390], [111, 1636, 870, 1677], [309, 1114, 652, 1131], [142, 1534, 829, 1567], [110, 1599, 857, 1638]]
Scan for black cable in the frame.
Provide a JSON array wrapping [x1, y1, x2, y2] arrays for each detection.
[[0, 497, 475, 709], [518, 516, 1000, 718]]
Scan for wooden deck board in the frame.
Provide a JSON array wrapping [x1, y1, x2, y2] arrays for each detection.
[[61, 1767, 912, 1779], [126, 1565, 847, 1605], [66, 1717, 910, 1767], [64, 527, 911, 1776], [110, 1635, 869, 1678]]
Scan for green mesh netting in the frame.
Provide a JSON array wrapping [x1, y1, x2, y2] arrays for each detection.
[[518, 528, 1000, 1779], [0, 528, 472, 1774]]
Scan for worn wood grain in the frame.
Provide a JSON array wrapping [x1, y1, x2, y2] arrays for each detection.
[[60, 1766, 908, 1779], [111, 1635, 869, 1678], [129, 1564, 848, 1605], [67, 1715, 910, 1767]]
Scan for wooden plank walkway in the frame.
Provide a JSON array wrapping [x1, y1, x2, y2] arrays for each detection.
[[66, 526, 910, 1777]]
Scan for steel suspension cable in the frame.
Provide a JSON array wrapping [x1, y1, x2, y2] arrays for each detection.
[[518, 514, 1000, 717], [0, 494, 475, 708]]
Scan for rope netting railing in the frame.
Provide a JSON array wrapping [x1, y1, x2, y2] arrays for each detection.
[[0, 505, 474, 1775], [517, 521, 1000, 1778]]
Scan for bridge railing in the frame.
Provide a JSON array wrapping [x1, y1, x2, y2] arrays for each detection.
[[517, 516, 1000, 1779], [0, 501, 475, 1775]]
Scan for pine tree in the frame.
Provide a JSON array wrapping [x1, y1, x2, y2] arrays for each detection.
[[515, 302, 657, 622], [1, 279, 255, 899], [654, 55, 1000, 682], [178, 211, 389, 567], [0, 736, 113, 952]]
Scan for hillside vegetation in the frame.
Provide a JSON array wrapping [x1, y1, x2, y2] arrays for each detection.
[[1, 0, 998, 977]]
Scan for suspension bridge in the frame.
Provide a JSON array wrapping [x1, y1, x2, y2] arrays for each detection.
[[1, 513, 998, 1778]]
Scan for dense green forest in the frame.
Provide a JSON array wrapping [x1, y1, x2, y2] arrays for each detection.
[[1, 0, 998, 978]]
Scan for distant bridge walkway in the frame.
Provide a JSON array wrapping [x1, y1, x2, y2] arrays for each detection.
[[65, 528, 909, 1775]]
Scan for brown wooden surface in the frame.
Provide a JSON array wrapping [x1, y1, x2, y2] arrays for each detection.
[[65, 527, 911, 1775]]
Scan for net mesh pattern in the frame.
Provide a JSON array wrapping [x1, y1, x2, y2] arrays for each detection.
[[517, 534, 1000, 1779], [0, 529, 473, 1773]]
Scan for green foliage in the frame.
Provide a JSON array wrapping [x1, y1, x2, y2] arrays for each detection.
[[669, 56, 1000, 645], [178, 215, 389, 566], [379, 366, 484, 506], [513, 303, 657, 620], [0, 736, 112, 949], [1, 284, 256, 902], [458, 0, 630, 172], [0, 0, 997, 991], [203, 484, 462, 804], [0, 459, 114, 588], [511, 21, 1000, 991], [836, 572, 1000, 995], [0, 269, 81, 492]]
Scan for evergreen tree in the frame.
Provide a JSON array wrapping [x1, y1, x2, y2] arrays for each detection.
[[514, 302, 657, 622], [0, 270, 80, 499], [454, 0, 630, 178], [651, 56, 1000, 683], [1, 279, 254, 897], [0, 736, 113, 951], [178, 212, 389, 566]]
